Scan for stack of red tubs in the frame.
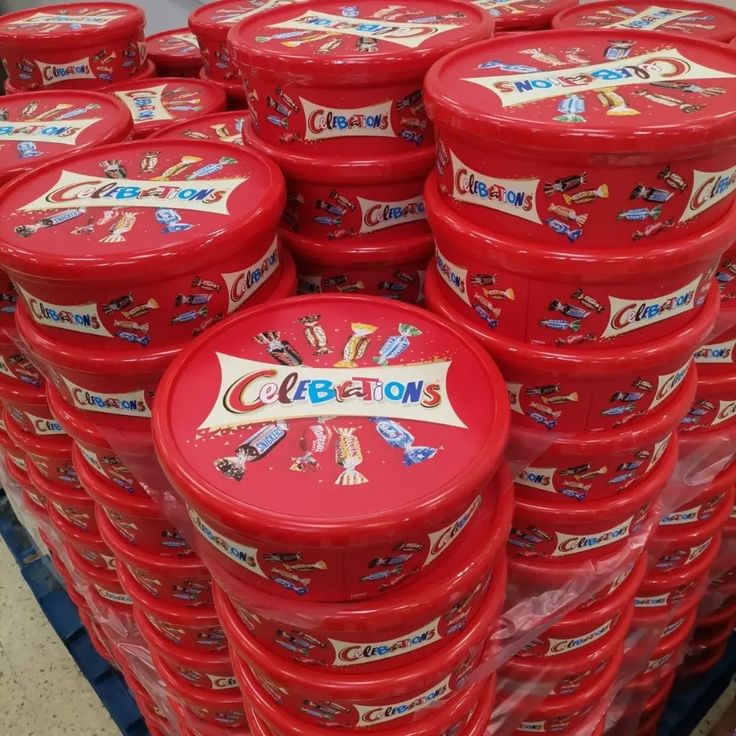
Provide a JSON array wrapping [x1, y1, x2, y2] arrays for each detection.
[[0, 135, 296, 733], [421, 25, 736, 734], [0, 2, 156, 94], [152, 294, 511, 736], [188, 0, 271, 109], [227, 0, 492, 302]]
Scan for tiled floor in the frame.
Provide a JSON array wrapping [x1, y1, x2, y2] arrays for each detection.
[[0, 538, 119, 736]]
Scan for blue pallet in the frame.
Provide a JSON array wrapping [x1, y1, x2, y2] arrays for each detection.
[[0, 492, 148, 736], [658, 633, 736, 736]]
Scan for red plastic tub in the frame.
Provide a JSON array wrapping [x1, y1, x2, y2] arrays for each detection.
[[238, 656, 493, 736], [136, 608, 236, 692], [107, 77, 227, 138], [505, 606, 630, 698], [635, 537, 720, 614], [156, 651, 247, 729], [118, 563, 228, 651], [29, 459, 96, 533], [513, 369, 692, 504], [508, 648, 622, 735], [716, 243, 736, 303], [510, 439, 674, 561], [0, 387, 66, 438], [427, 174, 730, 349], [5, 408, 78, 488], [552, 0, 736, 42], [220, 573, 499, 729], [199, 69, 249, 111], [681, 371, 736, 433], [189, 0, 278, 86], [424, 30, 736, 249], [693, 606, 736, 643], [154, 294, 510, 601], [651, 486, 733, 572], [0, 328, 42, 388], [514, 560, 641, 659], [0, 89, 133, 186], [477, 0, 576, 31], [146, 29, 202, 78], [49, 502, 115, 571], [2, 57, 157, 96], [244, 681, 495, 736], [46, 383, 143, 495], [679, 637, 729, 679], [151, 110, 247, 145], [98, 506, 212, 607], [0, 3, 146, 91], [215, 487, 509, 673], [0, 138, 284, 350], [425, 264, 718, 434], [229, 0, 493, 156], [67, 542, 134, 611], [0, 425, 30, 478], [74, 445, 192, 556]]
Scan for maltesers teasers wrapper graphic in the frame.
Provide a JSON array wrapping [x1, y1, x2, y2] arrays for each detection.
[[424, 30, 736, 249], [153, 295, 509, 601]]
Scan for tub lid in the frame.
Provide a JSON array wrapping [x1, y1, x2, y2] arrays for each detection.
[[0, 90, 133, 186], [552, 1, 736, 44], [106, 78, 227, 137], [0, 138, 284, 281], [189, 0, 306, 36], [154, 294, 509, 546], [152, 111, 248, 145], [146, 29, 202, 68], [474, 0, 577, 31], [0, 3, 144, 45], [228, 0, 492, 84], [424, 28, 736, 155]]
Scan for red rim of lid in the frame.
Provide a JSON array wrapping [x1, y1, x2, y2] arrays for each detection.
[[73, 444, 161, 517], [4, 453, 29, 487], [117, 563, 221, 625], [279, 228, 433, 268], [523, 647, 623, 718], [134, 607, 232, 669], [227, 0, 493, 85], [198, 69, 247, 97], [27, 458, 90, 504], [0, 138, 285, 282], [513, 437, 676, 524], [243, 116, 435, 182], [692, 366, 736, 392], [0, 370, 47, 404], [425, 176, 736, 275], [153, 294, 511, 546], [215, 485, 511, 632], [149, 110, 248, 141], [511, 367, 693, 457], [423, 29, 736, 155], [0, 3, 144, 47], [146, 28, 202, 68], [66, 542, 122, 587], [232, 647, 494, 736], [96, 503, 207, 575], [424, 264, 720, 378], [552, 0, 736, 44], [216, 574, 502, 699], [189, 0, 281, 37], [105, 77, 227, 136], [5, 408, 71, 455], [0, 90, 134, 186], [48, 501, 108, 548]]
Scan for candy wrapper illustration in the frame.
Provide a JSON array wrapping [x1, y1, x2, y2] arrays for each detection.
[[335, 322, 377, 368]]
